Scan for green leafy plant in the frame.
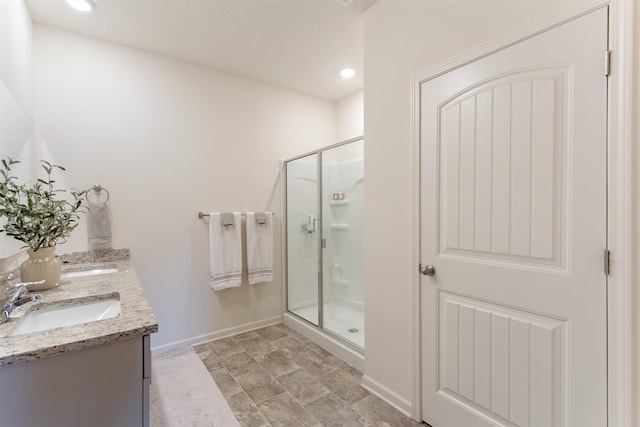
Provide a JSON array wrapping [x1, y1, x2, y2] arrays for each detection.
[[0, 157, 85, 251]]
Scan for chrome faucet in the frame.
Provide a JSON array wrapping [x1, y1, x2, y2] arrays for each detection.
[[0, 282, 43, 324]]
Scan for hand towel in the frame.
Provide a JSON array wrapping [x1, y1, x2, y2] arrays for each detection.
[[209, 212, 242, 291], [246, 212, 273, 285], [87, 200, 111, 245], [220, 212, 235, 227], [255, 212, 267, 224]]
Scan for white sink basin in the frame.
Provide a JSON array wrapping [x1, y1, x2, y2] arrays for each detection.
[[60, 267, 118, 279], [11, 296, 121, 336]]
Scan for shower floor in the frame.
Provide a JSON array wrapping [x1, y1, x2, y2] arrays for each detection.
[[290, 300, 364, 349]]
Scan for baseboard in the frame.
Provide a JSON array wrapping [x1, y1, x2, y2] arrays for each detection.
[[151, 315, 283, 355], [361, 374, 413, 417]]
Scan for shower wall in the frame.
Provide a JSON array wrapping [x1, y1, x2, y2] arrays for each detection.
[[322, 143, 364, 307]]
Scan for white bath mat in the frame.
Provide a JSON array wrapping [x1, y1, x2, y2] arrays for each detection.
[[150, 346, 240, 426]]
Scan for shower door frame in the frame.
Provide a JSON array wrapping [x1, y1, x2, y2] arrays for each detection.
[[283, 136, 364, 351]]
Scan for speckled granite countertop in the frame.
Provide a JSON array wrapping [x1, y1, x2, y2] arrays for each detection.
[[0, 249, 158, 367]]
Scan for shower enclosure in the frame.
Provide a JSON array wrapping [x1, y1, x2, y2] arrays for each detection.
[[284, 137, 364, 351]]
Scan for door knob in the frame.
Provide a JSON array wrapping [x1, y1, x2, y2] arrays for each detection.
[[420, 264, 436, 276]]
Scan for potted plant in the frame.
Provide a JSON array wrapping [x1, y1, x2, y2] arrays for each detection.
[[0, 157, 85, 290]]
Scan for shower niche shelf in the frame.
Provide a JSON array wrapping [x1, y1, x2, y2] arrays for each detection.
[[330, 278, 350, 286], [329, 224, 351, 230], [330, 199, 351, 205]]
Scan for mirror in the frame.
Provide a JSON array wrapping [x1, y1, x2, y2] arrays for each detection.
[[0, 80, 35, 258]]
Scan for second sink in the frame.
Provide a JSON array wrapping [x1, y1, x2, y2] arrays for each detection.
[[60, 266, 118, 279]]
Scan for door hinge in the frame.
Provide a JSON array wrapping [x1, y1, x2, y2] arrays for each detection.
[[604, 249, 611, 275], [604, 50, 611, 76]]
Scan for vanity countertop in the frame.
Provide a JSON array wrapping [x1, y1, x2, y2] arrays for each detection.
[[0, 250, 158, 367]]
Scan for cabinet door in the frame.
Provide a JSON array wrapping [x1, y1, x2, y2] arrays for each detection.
[[0, 336, 144, 426], [143, 334, 151, 427]]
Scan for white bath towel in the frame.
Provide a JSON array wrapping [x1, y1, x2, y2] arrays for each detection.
[[87, 200, 111, 245], [209, 212, 242, 291], [246, 212, 273, 285]]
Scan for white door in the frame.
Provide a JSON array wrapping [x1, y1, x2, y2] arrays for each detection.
[[420, 8, 608, 427]]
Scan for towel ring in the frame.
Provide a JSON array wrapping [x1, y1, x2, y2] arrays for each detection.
[[86, 184, 110, 203]]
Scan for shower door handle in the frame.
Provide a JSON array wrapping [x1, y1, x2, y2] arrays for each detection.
[[419, 263, 436, 277]]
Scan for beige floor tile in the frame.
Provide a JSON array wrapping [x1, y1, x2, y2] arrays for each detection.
[[257, 392, 321, 427], [219, 350, 265, 378], [255, 349, 301, 377], [201, 351, 224, 371], [354, 395, 416, 427], [305, 392, 365, 426], [236, 367, 287, 404], [291, 350, 341, 378], [256, 325, 289, 341], [209, 368, 243, 398], [239, 335, 276, 358], [193, 342, 213, 355], [210, 336, 244, 359], [277, 368, 331, 405], [234, 330, 262, 341], [271, 336, 308, 356], [319, 369, 370, 405], [201, 324, 423, 427], [227, 391, 270, 427]]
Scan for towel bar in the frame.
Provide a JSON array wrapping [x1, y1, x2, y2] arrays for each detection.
[[198, 212, 273, 219], [86, 184, 110, 202]]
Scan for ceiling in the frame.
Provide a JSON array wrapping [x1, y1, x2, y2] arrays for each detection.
[[25, 0, 375, 102]]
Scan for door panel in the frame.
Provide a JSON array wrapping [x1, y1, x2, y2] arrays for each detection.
[[438, 292, 565, 426], [439, 68, 567, 269], [286, 154, 320, 325], [421, 8, 608, 427]]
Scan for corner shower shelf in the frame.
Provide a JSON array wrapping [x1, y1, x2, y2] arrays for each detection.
[[330, 278, 351, 286], [329, 199, 351, 205], [329, 224, 351, 230]]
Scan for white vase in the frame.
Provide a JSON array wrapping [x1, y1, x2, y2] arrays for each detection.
[[20, 247, 61, 290]]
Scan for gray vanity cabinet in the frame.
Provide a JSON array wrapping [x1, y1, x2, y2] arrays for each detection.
[[0, 334, 151, 426]]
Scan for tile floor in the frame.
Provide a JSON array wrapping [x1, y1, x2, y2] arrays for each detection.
[[194, 323, 424, 427]]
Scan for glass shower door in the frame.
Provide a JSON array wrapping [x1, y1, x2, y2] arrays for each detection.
[[285, 153, 320, 325], [285, 137, 364, 351]]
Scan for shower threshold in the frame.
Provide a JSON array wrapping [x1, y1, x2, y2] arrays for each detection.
[[289, 300, 364, 350], [283, 311, 365, 372]]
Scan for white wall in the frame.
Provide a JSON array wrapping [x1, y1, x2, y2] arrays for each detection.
[[33, 24, 337, 350], [362, 0, 629, 414], [336, 90, 364, 142], [633, 4, 640, 425], [0, 0, 34, 262], [0, 0, 32, 114]]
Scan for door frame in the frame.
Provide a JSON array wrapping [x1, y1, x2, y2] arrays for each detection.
[[410, 1, 636, 425]]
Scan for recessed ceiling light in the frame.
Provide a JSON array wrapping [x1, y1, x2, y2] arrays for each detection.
[[340, 68, 355, 79], [66, 0, 96, 12]]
